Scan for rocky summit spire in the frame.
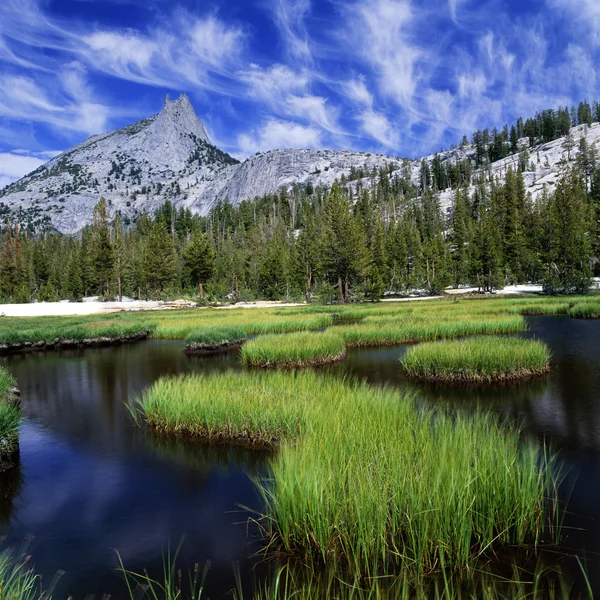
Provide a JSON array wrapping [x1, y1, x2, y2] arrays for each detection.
[[156, 92, 211, 144]]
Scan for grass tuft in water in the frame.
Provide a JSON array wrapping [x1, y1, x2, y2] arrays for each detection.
[[0, 368, 20, 464], [568, 302, 600, 319], [137, 371, 558, 577], [400, 336, 551, 383], [185, 325, 247, 353], [241, 331, 346, 367]]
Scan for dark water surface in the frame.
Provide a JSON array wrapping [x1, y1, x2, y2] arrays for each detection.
[[1, 316, 600, 596]]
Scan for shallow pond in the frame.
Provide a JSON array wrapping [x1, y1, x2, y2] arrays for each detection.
[[1, 315, 600, 596]]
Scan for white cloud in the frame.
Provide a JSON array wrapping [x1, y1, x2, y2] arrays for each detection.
[[547, 0, 600, 46], [285, 94, 338, 132], [237, 119, 321, 155], [348, 0, 421, 109], [0, 152, 46, 186], [0, 74, 109, 135], [272, 0, 312, 63], [358, 110, 399, 148], [240, 64, 309, 103], [344, 76, 373, 108], [190, 16, 245, 68]]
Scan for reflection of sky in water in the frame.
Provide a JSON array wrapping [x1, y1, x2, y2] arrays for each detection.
[[0, 341, 264, 598], [1, 316, 600, 596]]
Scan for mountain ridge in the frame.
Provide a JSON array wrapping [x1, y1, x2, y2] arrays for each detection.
[[0, 94, 401, 233], [1, 93, 600, 234]]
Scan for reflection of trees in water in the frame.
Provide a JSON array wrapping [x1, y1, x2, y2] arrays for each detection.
[[145, 431, 271, 479], [0, 465, 23, 526], [4, 343, 190, 454]]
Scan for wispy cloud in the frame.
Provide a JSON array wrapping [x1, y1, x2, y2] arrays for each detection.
[[0, 0, 599, 161], [271, 0, 313, 63], [0, 150, 54, 189], [237, 119, 321, 156]]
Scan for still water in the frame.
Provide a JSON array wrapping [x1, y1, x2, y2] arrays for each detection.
[[1, 316, 600, 597]]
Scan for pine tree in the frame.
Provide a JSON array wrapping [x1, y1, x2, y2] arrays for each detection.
[[112, 213, 128, 302], [143, 220, 177, 297], [543, 172, 592, 293], [90, 198, 114, 297], [0, 221, 16, 299], [322, 185, 366, 303], [450, 187, 471, 286], [183, 232, 216, 299], [296, 214, 321, 302]]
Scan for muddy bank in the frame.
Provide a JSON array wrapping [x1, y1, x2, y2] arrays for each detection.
[[184, 340, 245, 356], [0, 331, 149, 356]]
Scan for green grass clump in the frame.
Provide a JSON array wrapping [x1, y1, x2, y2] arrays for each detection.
[[185, 325, 247, 352], [401, 337, 551, 383], [137, 371, 557, 577], [568, 302, 600, 319], [337, 315, 526, 347], [0, 368, 20, 463], [0, 314, 152, 348], [0, 550, 45, 600], [262, 379, 554, 577], [241, 331, 346, 367], [137, 372, 317, 448]]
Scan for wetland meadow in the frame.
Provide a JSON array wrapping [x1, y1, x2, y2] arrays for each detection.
[[1, 295, 600, 598]]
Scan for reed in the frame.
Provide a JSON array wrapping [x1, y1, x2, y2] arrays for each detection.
[[401, 337, 551, 382], [568, 302, 600, 319], [0, 368, 20, 464], [137, 371, 557, 577], [337, 315, 526, 347], [241, 331, 346, 367], [0, 550, 45, 600]]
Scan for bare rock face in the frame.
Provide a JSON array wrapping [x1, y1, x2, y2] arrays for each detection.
[[2, 92, 599, 233]]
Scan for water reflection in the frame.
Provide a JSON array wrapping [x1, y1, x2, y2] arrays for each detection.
[[0, 341, 264, 599], [2, 316, 600, 596]]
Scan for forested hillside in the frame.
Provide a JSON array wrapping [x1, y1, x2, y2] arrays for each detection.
[[0, 155, 597, 303]]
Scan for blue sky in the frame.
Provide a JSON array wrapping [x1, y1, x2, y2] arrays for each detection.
[[0, 0, 599, 187]]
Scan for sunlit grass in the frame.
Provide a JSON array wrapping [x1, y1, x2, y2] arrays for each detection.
[[336, 315, 527, 347], [568, 302, 600, 319], [401, 337, 551, 382], [136, 371, 558, 578], [0, 368, 20, 461], [241, 331, 346, 367]]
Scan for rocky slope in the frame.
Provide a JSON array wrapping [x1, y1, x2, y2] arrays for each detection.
[[0, 94, 401, 233], [1, 93, 599, 233]]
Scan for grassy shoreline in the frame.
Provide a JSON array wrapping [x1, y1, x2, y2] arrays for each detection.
[[136, 370, 559, 578], [401, 337, 552, 383], [0, 367, 20, 471], [241, 331, 346, 368], [0, 294, 595, 352]]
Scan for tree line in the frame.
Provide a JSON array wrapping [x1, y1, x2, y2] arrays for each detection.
[[0, 154, 598, 304]]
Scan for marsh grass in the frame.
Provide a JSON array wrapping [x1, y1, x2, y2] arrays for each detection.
[[260, 382, 556, 578], [185, 326, 247, 353], [136, 372, 317, 448], [241, 331, 346, 367], [568, 302, 600, 319], [137, 371, 558, 578], [336, 315, 527, 347], [0, 368, 19, 461], [0, 313, 153, 348], [400, 337, 551, 383]]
